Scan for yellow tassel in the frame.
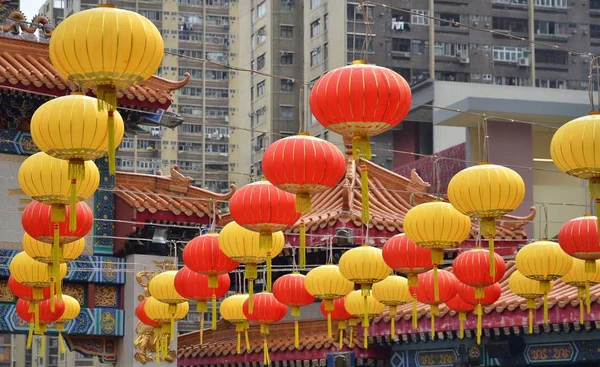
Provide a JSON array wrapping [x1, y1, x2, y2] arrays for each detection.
[[54, 243, 63, 301], [107, 110, 116, 175], [481, 218, 496, 277], [352, 136, 372, 160], [259, 232, 272, 250], [389, 305, 396, 337], [543, 294, 549, 324], [67, 159, 84, 230], [51, 204, 66, 223], [363, 294, 368, 327], [34, 302, 40, 332], [263, 335, 270, 365], [433, 266, 439, 302], [338, 321, 346, 348], [430, 314, 435, 340], [208, 275, 218, 289], [363, 325, 368, 349], [586, 281, 591, 314], [296, 193, 311, 214], [327, 312, 332, 339], [248, 279, 254, 314], [200, 315, 204, 345], [294, 320, 299, 349], [27, 322, 33, 349], [580, 299, 584, 324], [291, 305, 300, 318], [527, 299, 535, 334], [211, 294, 217, 330], [360, 164, 370, 224], [266, 254, 272, 292], [591, 179, 600, 232], [412, 296, 418, 330], [299, 222, 306, 269], [237, 331, 241, 354], [244, 324, 250, 351], [246, 263, 258, 280], [459, 312, 466, 339], [58, 332, 66, 355], [585, 259, 597, 273], [339, 327, 344, 349], [40, 334, 45, 358], [476, 304, 482, 345]]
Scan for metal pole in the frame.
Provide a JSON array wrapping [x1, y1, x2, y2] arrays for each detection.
[[201, 3, 207, 188], [529, 0, 535, 86], [428, 0, 435, 80]]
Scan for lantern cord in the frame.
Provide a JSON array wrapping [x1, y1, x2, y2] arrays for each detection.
[[327, 312, 333, 339], [339, 326, 344, 349], [107, 109, 117, 175], [294, 320, 299, 349], [248, 279, 254, 314], [580, 300, 584, 325], [476, 304, 483, 345], [586, 280, 591, 314], [360, 164, 370, 225], [209, 200, 217, 232], [430, 315, 435, 340], [298, 85, 306, 133], [237, 331, 241, 354], [589, 178, 600, 232], [585, 259, 597, 274], [482, 117, 490, 163], [299, 221, 306, 269], [259, 232, 272, 250], [40, 334, 45, 359], [244, 323, 250, 351], [266, 254, 272, 292], [412, 296, 418, 330], [459, 312, 465, 339], [26, 322, 33, 349], [211, 294, 217, 330], [34, 302, 40, 333], [291, 247, 298, 273], [200, 314, 204, 345], [58, 332, 66, 355], [358, 1, 372, 62], [51, 204, 66, 223], [389, 305, 396, 338], [528, 307, 533, 334], [481, 218, 497, 277], [362, 318, 369, 349]]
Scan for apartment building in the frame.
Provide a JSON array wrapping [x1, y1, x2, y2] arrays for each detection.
[[231, 0, 600, 179], [40, 0, 233, 193]]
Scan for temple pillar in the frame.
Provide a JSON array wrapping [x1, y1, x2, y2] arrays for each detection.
[[117, 254, 178, 367]]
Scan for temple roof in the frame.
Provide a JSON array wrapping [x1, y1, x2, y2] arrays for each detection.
[[0, 31, 189, 109], [115, 166, 235, 219]]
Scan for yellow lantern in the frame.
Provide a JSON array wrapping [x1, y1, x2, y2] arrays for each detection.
[[49, 4, 163, 173], [18, 152, 99, 225], [515, 240, 572, 323], [508, 270, 554, 334], [344, 290, 384, 349], [561, 259, 600, 322], [22, 233, 84, 299], [218, 221, 284, 300], [447, 163, 525, 275], [9, 252, 68, 317], [145, 297, 189, 360], [30, 94, 125, 188], [371, 275, 412, 336], [305, 264, 354, 339], [403, 201, 471, 301], [55, 295, 81, 354], [550, 113, 600, 229], [220, 294, 250, 354]]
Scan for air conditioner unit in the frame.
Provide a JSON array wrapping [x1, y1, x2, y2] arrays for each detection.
[[459, 56, 470, 64], [518, 57, 530, 66]]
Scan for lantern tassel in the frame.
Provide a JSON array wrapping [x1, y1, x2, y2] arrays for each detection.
[[34, 301, 40, 332], [263, 336, 270, 366], [294, 320, 299, 349], [299, 221, 306, 269], [26, 322, 33, 349], [259, 232, 271, 250], [433, 266, 439, 302], [211, 294, 217, 330], [352, 136, 372, 160], [363, 325, 368, 349], [543, 294, 549, 324], [67, 159, 84, 230], [412, 296, 418, 330], [208, 275, 218, 289], [580, 300, 584, 324], [248, 279, 254, 314], [476, 304, 482, 345], [459, 312, 466, 339], [327, 312, 332, 339], [363, 294, 369, 328], [40, 334, 45, 359], [591, 178, 600, 231], [266, 254, 272, 292], [200, 314, 204, 345], [296, 193, 311, 214], [338, 321, 346, 349], [54, 242, 63, 301], [430, 305, 439, 340], [527, 299, 535, 334], [51, 204, 66, 223], [481, 217, 497, 276], [349, 319, 355, 347], [237, 331, 241, 354], [430, 314, 435, 340], [586, 281, 591, 314], [360, 164, 370, 225], [244, 322, 250, 350], [58, 332, 66, 355], [107, 110, 116, 175]]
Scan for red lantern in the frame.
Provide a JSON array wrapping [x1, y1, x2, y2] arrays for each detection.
[[229, 181, 300, 289], [242, 292, 288, 365], [457, 282, 502, 344], [16, 297, 65, 350], [8, 276, 51, 301], [453, 249, 506, 297], [182, 233, 238, 289], [416, 270, 458, 338], [320, 298, 353, 348], [383, 234, 433, 287], [135, 299, 161, 328], [273, 273, 316, 349], [22, 200, 93, 244], [445, 294, 475, 339], [174, 266, 230, 330], [559, 215, 600, 272]]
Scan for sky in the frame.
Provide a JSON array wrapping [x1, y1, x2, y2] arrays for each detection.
[[21, 0, 48, 18]]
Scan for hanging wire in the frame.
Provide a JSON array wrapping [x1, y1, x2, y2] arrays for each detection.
[[298, 85, 306, 133], [543, 204, 549, 240], [482, 117, 490, 163], [590, 55, 600, 112]]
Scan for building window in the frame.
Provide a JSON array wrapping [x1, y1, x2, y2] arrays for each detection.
[[536, 79, 566, 88], [592, 24, 600, 39], [434, 12, 467, 27], [257, 26, 266, 44], [257, 54, 266, 70], [281, 0, 294, 11], [492, 46, 530, 62], [310, 0, 321, 9], [535, 0, 567, 7], [347, 34, 374, 52], [411, 40, 428, 55], [257, 2, 266, 18], [280, 25, 293, 38], [535, 21, 568, 36], [310, 19, 321, 38], [281, 79, 294, 92], [410, 10, 429, 25], [281, 52, 294, 65], [310, 46, 322, 66], [347, 4, 374, 22], [205, 88, 229, 98], [492, 17, 528, 33], [494, 76, 530, 86], [392, 38, 411, 52], [434, 42, 468, 57], [179, 124, 203, 134], [280, 106, 294, 120], [119, 139, 134, 150], [257, 80, 266, 97], [535, 49, 568, 65]]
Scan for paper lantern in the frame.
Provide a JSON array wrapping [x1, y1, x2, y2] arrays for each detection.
[[371, 275, 412, 336], [22, 200, 93, 245], [220, 294, 250, 354], [558, 215, 600, 273], [18, 152, 99, 226], [148, 270, 187, 338], [49, 3, 163, 173], [242, 293, 288, 365], [273, 273, 315, 348], [508, 270, 553, 334], [453, 248, 506, 296], [561, 259, 600, 322], [515, 240, 572, 323], [344, 290, 384, 348], [174, 267, 230, 330], [8, 276, 51, 302], [16, 297, 65, 352], [320, 298, 353, 348], [30, 93, 125, 189], [218, 221, 283, 308], [55, 295, 80, 354], [550, 113, 600, 230], [136, 299, 161, 328], [404, 202, 470, 301], [457, 283, 502, 344], [145, 297, 189, 361], [445, 294, 475, 339], [448, 163, 525, 275], [382, 233, 433, 287], [229, 181, 300, 274], [182, 233, 239, 289], [416, 269, 458, 338], [305, 264, 354, 339]]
